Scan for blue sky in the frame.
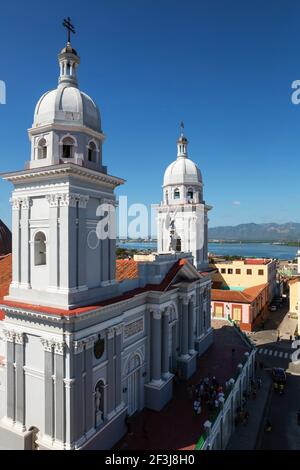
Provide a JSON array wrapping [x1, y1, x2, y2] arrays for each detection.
[[0, 0, 300, 230]]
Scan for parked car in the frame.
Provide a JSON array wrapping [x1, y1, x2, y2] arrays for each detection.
[[269, 305, 277, 312], [272, 367, 286, 385]]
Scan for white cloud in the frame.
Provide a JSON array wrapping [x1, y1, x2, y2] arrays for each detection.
[[232, 201, 241, 206]]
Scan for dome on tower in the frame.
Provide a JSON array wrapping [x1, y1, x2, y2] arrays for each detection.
[[33, 87, 101, 132], [32, 40, 101, 133], [163, 157, 202, 187], [163, 132, 202, 187]]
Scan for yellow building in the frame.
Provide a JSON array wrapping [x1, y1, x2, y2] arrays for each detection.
[[288, 277, 300, 318], [209, 258, 277, 302], [287, 252, 300, 330]]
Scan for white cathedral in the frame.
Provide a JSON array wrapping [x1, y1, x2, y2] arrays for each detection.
[[0, 30, 213, 450]]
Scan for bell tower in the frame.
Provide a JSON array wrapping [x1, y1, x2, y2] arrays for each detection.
[[157, 128, 212, 271], [3, 28, 124, 309]]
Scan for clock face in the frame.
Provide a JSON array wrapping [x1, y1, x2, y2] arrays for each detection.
[[94, 337, 105, 359]]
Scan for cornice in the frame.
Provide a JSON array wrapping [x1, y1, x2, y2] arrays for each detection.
[[2, 163, 125, 188]]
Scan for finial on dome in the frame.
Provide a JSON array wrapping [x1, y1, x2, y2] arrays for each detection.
[[63, 17, 76, 44], [180, 120, 185, 136], [58, 17, 80, 87], [177, 121, 188, 158]]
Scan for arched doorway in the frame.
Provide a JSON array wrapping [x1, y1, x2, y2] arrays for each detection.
[[126, 353, 141, 416]]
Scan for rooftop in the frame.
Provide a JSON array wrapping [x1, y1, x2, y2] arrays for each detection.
[[211, 283, 268, 304]]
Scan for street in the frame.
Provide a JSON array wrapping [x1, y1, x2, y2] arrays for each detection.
[[248, 302, 300, 450]]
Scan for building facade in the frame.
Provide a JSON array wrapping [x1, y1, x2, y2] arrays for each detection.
[[0, 35, 213, 450], [209, 258, 277, 303], [288, 251, 300, 322]]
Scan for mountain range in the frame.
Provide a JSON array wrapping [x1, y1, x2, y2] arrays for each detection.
[[208, 223, 300, 242]]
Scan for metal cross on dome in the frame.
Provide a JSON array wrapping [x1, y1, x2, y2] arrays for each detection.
[[63, 17, 76, 43]]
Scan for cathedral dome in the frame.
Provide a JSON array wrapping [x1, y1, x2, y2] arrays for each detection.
[[163, 157, 202, 187], [32, 40, 101, 133], [33, 86, 101, 132]]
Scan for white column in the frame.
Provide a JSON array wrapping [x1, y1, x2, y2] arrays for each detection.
[[47, 195, 59, 291], [10, 198, 21, 287], [180, 297, 190, 359], [150, 309, 163, 385], [162, 309, 171, 379], [77, 196, 89, 290], [20, 197, 31, 289], [188, 298, 196, 354]]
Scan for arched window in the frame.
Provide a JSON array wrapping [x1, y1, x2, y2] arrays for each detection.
[[38, 138, 47, 160], [34, 232, 46, 266], [174, 188, 180, 199], [88, 141, 97, 162], [187, 188, 193, 199], [62, 137, 75, 159]]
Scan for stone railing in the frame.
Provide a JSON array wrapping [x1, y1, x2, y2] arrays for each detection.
[[195, 348, 256, 450]]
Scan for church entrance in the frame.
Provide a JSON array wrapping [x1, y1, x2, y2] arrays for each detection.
[[126, 353, 141, 416]]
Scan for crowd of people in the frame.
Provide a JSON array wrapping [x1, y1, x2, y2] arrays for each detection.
[[187, 376, 228, 416]]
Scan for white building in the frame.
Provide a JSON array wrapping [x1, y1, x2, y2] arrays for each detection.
[[0, 32, 213, 450], [157, 133, 212, 271]]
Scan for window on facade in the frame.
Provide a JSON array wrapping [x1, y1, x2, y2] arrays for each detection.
[[174, 188, 180, 199], [175, 237, 182, 251], [38, 138, 47, 160], [88, 141, 97, 162], [236, 269, 241, 274], [62, 137, 75, 159], [34, 232, 46, 266], [221, 268, 226, 274], [258, 269, 264, 275], [228, 268, 233, 274], [232, 306, 242, 322], [187, 188, 193, 199], [214, 305, 224, 317], [247, 269, 252, 275]]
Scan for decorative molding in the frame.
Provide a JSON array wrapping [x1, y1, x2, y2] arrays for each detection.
[[78, 195, 89, 209], [114, 323, 124, 336], [73, 340, 85, 354], [21, 197, 31, 210], [15, 332, 25, 345], [180, 296, 190, 306], [106, 327, 115, 340], [46, 194, 60, 207], [124, 319, 143, 339], [40, 338, 54, 352], [54, 341, 65, 355], [3, 329, 16, 343], [85, 335, 97, 350], [151, 309, 162, 320], [2, 164, 125, 189], [10, 197, 22, 210]]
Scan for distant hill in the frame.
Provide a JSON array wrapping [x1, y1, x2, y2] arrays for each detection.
[[0, 220, 12, 256], [208, 223, 300, 242]]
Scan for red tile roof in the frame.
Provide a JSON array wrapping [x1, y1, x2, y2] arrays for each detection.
[[0, 257, 191, 318], [211, 283, 268, 304], [244, 258, 271, 265], [116, 259, 139, 281], [0, 254, 12, 320]]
